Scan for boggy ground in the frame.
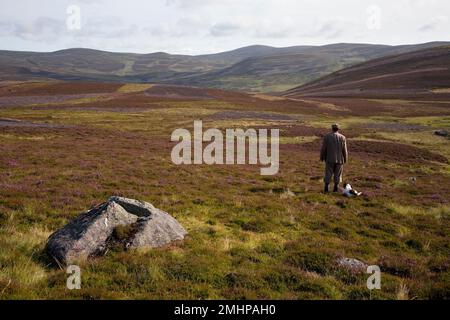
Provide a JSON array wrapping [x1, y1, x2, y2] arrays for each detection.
[[0, 81, 449, 299]]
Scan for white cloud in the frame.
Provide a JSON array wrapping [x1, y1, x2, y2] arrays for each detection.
[[418, 16, 448, 32]]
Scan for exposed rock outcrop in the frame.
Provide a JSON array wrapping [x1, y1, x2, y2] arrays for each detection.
[[46, 196, 187, 265]]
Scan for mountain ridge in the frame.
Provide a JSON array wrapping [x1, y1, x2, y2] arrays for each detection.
[[1, 41, 449, 92]]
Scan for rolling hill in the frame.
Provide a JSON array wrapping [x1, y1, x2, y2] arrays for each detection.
[[174, 42, 450, 92], [0, 42, 449, 92], [283, 45, 450, 99]]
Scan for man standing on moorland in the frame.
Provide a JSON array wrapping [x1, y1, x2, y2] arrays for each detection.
[[320, 123, 348, 193]]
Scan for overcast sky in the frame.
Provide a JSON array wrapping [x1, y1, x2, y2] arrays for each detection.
[[0, 0, 449, 55]]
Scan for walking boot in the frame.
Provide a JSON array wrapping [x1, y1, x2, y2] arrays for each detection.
[[333, 183, 339, 192], [324, 184, 329, 193]]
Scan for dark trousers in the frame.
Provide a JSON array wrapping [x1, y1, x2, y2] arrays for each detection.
[[324, 162, 344, 184]]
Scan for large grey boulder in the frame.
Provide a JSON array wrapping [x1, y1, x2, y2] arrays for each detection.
[[46, 196, 187, 265]]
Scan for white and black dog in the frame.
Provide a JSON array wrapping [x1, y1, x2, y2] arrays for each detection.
[[343, 183, 362, 197]]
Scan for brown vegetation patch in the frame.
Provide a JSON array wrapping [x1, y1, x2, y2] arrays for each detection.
[[294, 139, 447, 164], [0, 82, 122, 97], [208, 111, 294, 121], [0, 93, 104, 108], [300, 98, 450, 117], [281, 125, 328, 137], [349, 140, 448, 163], [280, 125, 362, 139], [361, 123, 427, 132], [51, 93, 167, 111], [145, 85, 217, 100]]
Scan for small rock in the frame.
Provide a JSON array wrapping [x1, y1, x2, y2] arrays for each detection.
[[337, 257, 368, 273], [434, 130, 448, 137], [46, 196, 187, 265]]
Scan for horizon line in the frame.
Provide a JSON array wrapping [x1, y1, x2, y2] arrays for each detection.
[[0, 40, 449, 56]]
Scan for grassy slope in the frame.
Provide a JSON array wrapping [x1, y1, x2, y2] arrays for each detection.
[[1, 42, 449, 93], [0, 82, 449, 299], [284, 46, 450, 99]]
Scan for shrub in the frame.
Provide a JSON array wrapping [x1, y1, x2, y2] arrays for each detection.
[[112, 224, 136, 241], [405, 239, 423, 252], [285, 250, 335, 275]]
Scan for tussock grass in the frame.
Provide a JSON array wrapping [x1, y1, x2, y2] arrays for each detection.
[[279, 136, 318, 144], [0, 134, 50, 141], [386, 203, 449, 219], [117, 84, 153, 93], [0, 219, 51, 298], [431, 88, 450, 94]]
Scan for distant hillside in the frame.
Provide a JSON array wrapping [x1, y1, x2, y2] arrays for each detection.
[[0, 42, 449, 92], [283, 45, 450, 99]]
